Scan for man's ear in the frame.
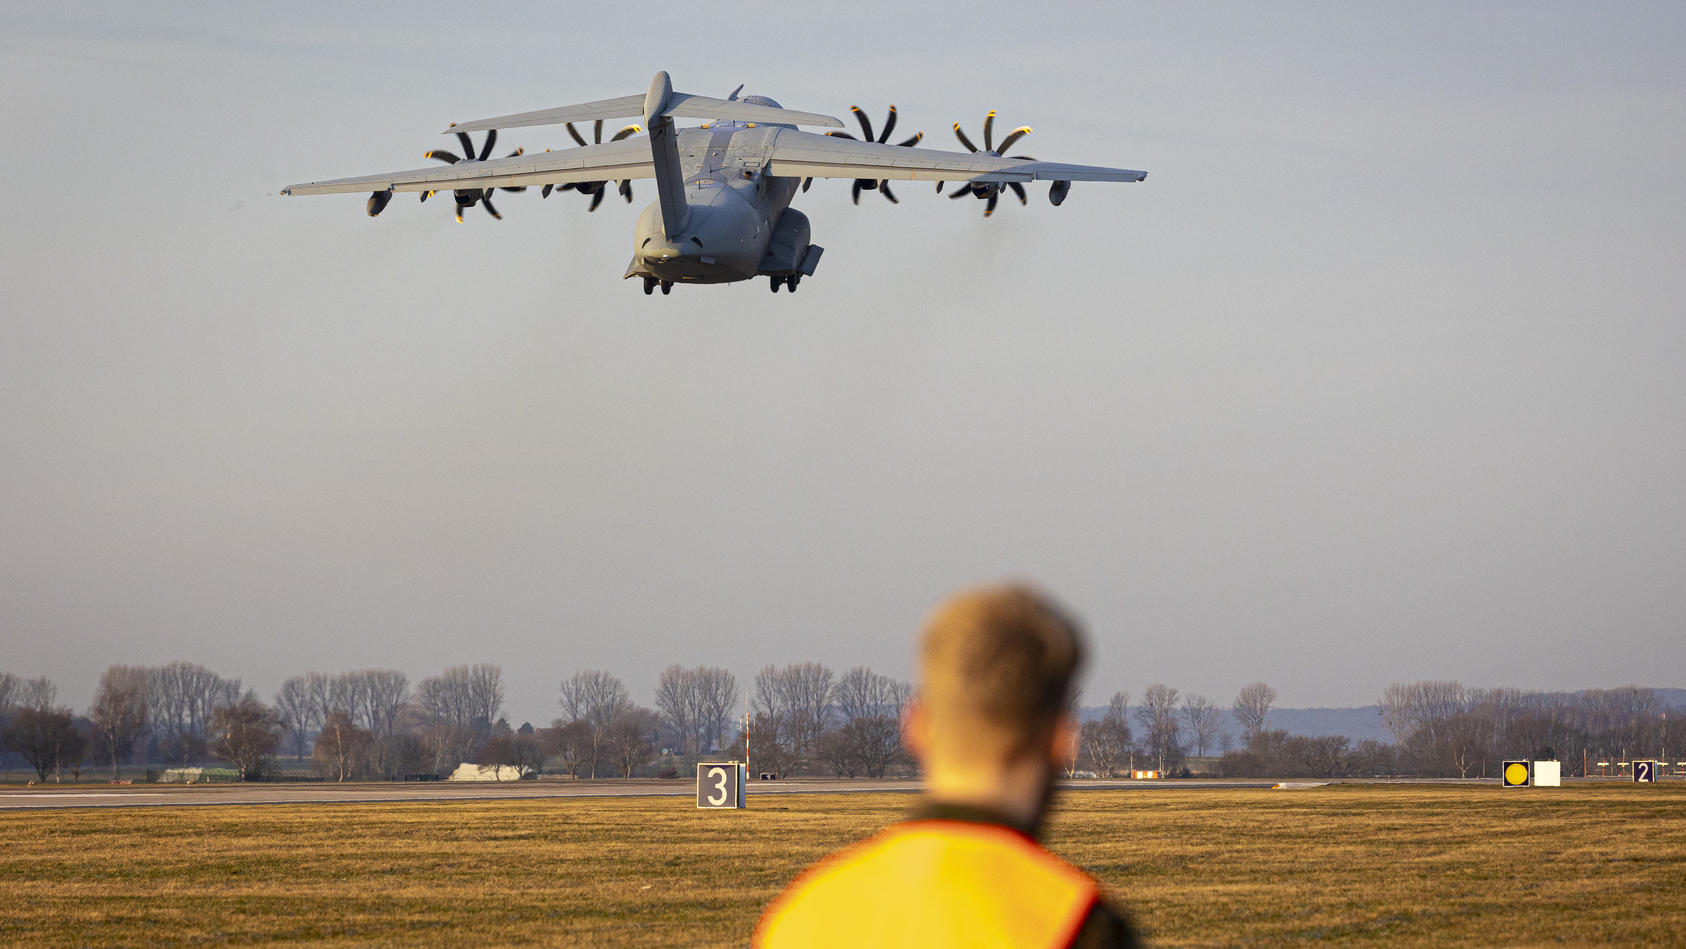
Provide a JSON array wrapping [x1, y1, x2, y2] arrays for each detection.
[[902, 698, 928, 760], [1050, 714, 1079, 768]]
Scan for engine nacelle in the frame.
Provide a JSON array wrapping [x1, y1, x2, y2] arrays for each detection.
[[1049, 179, 1071, 206]]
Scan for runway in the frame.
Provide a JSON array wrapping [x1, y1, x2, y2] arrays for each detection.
[[0, 777, 1279, 810]]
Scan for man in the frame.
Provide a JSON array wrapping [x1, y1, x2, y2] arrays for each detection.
[[755, 583, 1139, 948]]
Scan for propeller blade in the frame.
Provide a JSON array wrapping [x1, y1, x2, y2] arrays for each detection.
[[456, 131, 475, 159], [425, 150, 461, 164], [936, 181, 945, 194], [611, 125, 642, 142], [896, 132, 922, 147], [983, 111, 996, 152], [618, 179, 633, 202], [954, 124, 978, 153], [567, 122, 588, 147], [483, 194, 501, 219], [541, 183, 553, 198], [851, 180, 863, 205], [997, 126, 1032, 155], [420, 190, 433, 203], [1008, 181, 1027, 205], [588, 188, 605, 212], [826, 131, 857, 140], [949, 184, 971, 200], [802, 177, 813, 192], [592, 119, 604, 144], [881, 180, 899, 204], [478, 129, 497, 161], [985, 192, 998, 217], [851, 106, 875, 143], [880, 106, 898, 144]]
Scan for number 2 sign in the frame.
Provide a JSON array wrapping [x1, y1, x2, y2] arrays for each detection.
[[696, 761, 746, 809]]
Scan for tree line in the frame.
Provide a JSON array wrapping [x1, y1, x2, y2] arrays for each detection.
[[4, 668, 1680, 783]]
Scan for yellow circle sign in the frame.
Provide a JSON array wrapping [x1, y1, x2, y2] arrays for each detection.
[[1504, 762, 1530, 786]]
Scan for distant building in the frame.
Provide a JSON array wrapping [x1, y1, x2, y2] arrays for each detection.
[[446, 763, 531, 782]]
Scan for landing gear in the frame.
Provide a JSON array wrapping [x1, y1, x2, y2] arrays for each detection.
[[660, 280, 672, 295], [768, 275, 800, 294], [769, 275, 781, 293], [643, 277, 657, 296]]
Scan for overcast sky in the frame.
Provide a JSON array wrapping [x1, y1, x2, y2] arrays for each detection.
[[3, 2, 1683, 725]]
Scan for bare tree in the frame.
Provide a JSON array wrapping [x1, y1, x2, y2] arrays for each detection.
[[354, 669, 411, 778], [274, 676, 317, 761], [689, 666, 739, 756], [1135, 683, 1182, 772], [6, 706, 85, 783], [654, 665, 697, 755], [15, 676, 57, 712], [313, 708, 369, 781], [90, 665, 149, 779], [558, 670, 631, 779], [543, 719, 594, 778], [1080, 692, 1132, 777], [831, 666, 911, 778], [604, 707, 659, 778], [211, 692, 283, 781], [149, 662, 242, 767], [1232, 682, 1277, 744], [756, 663, 834, 775], [1182, 694, 1222, 758]]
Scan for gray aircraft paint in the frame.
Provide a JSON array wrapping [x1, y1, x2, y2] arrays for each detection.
[[281, 71, 1145, 292]]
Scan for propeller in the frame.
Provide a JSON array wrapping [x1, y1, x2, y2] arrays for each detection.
[[541, 121, 641, 210], [804, 106, 923, 203], [421, 128, 526, 222], [940, 111, 1034, 217]]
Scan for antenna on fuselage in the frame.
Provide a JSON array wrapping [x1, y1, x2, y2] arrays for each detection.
[[727, 84, 744, 101]]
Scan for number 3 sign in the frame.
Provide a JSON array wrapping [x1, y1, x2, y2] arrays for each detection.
[[696, 761, 746, 809]]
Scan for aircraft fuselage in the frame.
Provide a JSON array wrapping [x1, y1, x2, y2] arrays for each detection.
[[626, 122, 802, 285]]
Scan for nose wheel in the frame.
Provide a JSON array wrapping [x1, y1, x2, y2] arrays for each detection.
[[643, 278, 673, 296], [768, 275, 801, 293]]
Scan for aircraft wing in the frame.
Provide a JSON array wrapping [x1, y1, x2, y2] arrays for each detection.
[[765, 130, 1146, 183], [280, 138, 654, 196]]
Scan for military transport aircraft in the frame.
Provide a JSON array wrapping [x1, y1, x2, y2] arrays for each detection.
[[281, 71, 1147, 295]]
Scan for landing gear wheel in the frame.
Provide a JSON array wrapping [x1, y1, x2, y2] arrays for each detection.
[[643, 277, 657, 296], [786, 275, 800, 292], [660, 280, 672, 295], [769, 275, 782, 293]]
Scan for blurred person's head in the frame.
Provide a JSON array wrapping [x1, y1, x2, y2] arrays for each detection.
[[904, 583, 1086, 832]]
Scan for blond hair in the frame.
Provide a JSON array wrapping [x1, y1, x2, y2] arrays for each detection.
[[917, 584, 1086, 763]]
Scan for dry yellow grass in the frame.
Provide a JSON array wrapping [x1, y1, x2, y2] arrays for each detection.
[[2, 783, 1682, 946]]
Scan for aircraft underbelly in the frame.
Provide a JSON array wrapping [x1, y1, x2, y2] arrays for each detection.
[[629, 180, 772, 284]]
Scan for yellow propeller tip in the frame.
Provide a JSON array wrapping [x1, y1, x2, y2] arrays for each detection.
[[987, 110, 997, 116]]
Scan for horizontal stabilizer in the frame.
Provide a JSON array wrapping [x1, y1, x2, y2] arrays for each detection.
[[447, 74, 842, 135], [661, 94, 841, 128], [447, 95, 647, 134]]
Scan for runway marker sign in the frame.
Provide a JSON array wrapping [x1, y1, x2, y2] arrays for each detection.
[[697, 761, 746, 809], [1502, 760, 1531, 787], [1633, 760, 1657, 783]]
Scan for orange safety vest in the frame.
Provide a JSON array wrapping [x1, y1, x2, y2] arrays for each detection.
[[755, 819, 1101, 949]]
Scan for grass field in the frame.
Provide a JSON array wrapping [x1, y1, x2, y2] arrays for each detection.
[[2, 783, 1683, 946]]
